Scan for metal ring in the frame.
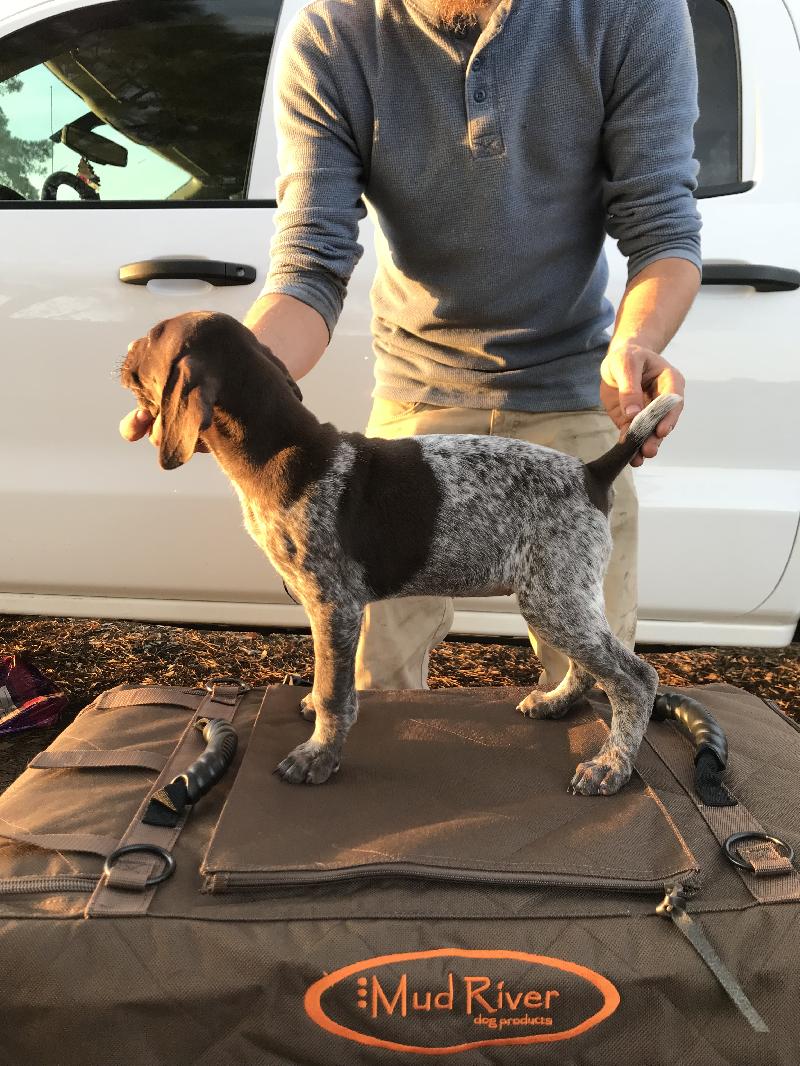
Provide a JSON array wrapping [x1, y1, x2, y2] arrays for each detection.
[[204, 677, 248, 694], [724, 832, 795, 873], [103, 844, 177, 887]]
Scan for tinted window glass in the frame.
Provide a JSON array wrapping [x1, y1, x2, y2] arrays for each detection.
[[0, 0, 280, 202], [689, 0, 740, 189]]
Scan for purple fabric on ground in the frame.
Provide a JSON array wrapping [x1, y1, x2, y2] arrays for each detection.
[[0, 654, 67, 736]]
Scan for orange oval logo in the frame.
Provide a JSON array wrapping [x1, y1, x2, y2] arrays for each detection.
[[305, 948, 620, 1055]]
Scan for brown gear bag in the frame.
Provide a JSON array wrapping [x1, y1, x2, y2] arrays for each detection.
[[0, 679, 798, 1066]]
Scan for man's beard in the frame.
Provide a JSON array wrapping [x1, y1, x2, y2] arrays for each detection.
[[432, 0, 494, 29]]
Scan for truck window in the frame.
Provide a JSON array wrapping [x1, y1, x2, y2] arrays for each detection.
[[0, 0, 281, 202], [689, 0, 741, 191]]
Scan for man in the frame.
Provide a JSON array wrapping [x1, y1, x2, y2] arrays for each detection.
[[122, 0, 701, 693]]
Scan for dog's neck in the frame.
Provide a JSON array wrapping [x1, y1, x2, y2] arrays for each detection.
[[201, 355, 339, 510]]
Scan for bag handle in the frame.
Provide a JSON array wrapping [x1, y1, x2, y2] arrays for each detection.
[[651, 691, 732, 807], [141, 717, 238, 828], [85, 681, 250, 917], [643, 689, 800, 903]]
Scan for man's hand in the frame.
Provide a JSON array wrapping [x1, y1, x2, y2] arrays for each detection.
[[600, 342, 685, 468], [601, 257, 698, 467], [119, 407, 158, 444], [118, 408, 209, 452]]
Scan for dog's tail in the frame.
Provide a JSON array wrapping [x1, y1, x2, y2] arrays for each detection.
[[585, 393, 682, 498]]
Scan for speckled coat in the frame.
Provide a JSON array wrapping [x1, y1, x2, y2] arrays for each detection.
[[121, 312, 678, 797]]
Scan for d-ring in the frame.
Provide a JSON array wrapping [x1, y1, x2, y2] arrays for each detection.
[[204, 677, 248, 694], [724, 832, 795, 873], [103, 844, 176, 887]]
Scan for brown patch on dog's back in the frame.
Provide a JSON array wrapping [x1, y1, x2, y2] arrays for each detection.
[[336, 434, 442, 599]]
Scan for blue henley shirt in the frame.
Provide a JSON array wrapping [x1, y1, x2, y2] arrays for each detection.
[[263, 0, 703, 411]]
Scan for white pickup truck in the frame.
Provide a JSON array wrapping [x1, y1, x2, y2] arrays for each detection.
[[0, 0, 798, 646]]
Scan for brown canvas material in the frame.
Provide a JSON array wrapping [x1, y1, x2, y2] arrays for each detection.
[[201, 687, 697, 893], [0, 682, 798, 1066]]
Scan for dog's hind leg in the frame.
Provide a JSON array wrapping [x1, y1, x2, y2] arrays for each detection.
[[567, 639, 658, 796], [516, 579, 598, 719], [517, 655, 595, 720], [275, 602, 363, 785], [516, 589, 657, 795]]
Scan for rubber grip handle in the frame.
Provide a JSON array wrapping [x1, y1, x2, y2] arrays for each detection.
[[652, 691, 728, 769], [181, 718, 238, 803]]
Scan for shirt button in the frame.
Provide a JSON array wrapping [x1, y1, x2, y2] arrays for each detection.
[[473, 88, 487, 103], [472, 56, 483, 70]]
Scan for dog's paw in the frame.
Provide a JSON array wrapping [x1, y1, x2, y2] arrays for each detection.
[[299, 692, 316, 720], [275, 740, 340, 785], [517, 692, 571, 720], [569, 752, 632, 796]]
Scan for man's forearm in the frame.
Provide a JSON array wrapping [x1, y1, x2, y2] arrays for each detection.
[[243, 292, 330, 380], [599, 257, 700, 460], [609, 257, 701, 356]]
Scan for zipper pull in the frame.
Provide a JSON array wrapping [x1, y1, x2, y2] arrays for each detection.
[[657, 885, 768, 1033]]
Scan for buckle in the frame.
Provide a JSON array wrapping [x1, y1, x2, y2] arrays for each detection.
[[724, 831, 795, 875], [204, 677, 248, 705], [204, 677, 248, 694]]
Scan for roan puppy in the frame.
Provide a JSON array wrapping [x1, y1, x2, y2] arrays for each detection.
[[121, 310, 673, 795]]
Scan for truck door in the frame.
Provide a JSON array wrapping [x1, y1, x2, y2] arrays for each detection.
[[0, 0, 302, 623], [625, 0, 800, 642]]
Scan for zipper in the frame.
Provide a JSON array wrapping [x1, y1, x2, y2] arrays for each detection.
[[0, 875, 99, 895], [657, 883, 768, 1032], [204, 862, 700, 896]]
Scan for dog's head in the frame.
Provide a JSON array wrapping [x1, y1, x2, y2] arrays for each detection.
[[120, 311, 302, 471]]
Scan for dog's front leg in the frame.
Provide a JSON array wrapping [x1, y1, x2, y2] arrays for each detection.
[[275, 603, 363, 785]]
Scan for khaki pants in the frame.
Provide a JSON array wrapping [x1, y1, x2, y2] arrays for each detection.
[[354, 398, 638, 691]]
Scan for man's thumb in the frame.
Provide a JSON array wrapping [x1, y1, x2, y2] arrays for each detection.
[[119, 407, 154, 442], [616, 355, 645, 419]]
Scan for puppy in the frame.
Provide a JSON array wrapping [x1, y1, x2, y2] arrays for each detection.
[[121, 310, 671, 795]]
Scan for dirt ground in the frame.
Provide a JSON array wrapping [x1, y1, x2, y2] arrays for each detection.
[[1, 614, 797, 794]]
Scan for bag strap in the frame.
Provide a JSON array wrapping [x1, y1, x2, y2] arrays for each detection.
[[30, 749, 168, 773], [95, 686, 205, 711], [84, 682, 250, 918], [0, 817, 119, 857], [642, 717, 800, 903]]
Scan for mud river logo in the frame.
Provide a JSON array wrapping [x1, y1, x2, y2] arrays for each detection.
[[305, 948, 619, 1054]]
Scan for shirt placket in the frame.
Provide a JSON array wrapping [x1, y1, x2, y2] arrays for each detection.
[[463, 16, 507, 160]]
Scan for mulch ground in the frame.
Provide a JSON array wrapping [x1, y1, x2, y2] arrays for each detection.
[[1, 614, 798, 793]]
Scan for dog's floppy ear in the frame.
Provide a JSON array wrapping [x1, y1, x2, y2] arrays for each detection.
[[261, 344, 303, 402], [159, 355, 217, 470]]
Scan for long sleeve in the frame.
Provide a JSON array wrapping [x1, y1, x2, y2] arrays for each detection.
[[602, 0, 703, 283], [262, 10, 368, 337]]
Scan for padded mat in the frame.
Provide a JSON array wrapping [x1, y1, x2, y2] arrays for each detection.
[[202, 686, 698, 891]]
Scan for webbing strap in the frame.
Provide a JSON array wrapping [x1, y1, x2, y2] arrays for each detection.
[[96, 686, 204, 711], [0, 818, 119, 857], [30, 749, 168, 773], [658, 887, 769, 1032], [84, 684, 248, 918], [643, 719, 800, 903]]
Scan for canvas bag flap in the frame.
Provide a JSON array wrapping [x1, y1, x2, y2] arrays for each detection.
[[201, 686, 698, 893]]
